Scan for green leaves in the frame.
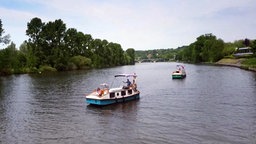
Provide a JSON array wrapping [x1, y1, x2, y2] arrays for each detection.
[[0, 19, 10, 45], [177, 33, 225, 63], [25, 17, 135, 70], [69, 55, 92, 70]]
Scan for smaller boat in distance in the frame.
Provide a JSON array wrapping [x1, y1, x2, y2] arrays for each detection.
[[85, 73, 140, 106], [172, 65, 186, 79]]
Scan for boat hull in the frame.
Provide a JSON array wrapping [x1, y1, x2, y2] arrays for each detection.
[[172, 74, 186, 79], [172, 65, 186, 79], [86, 93, 140, 106]]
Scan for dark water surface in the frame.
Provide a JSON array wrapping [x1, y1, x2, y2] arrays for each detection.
[[1, 63, 256, 144]]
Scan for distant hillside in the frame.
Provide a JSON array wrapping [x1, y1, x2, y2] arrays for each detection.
[[136, 34, 256, 64], [135, 46, 187, 62]]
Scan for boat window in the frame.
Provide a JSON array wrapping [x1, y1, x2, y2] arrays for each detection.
[[110, 93, 115, 98], [128, 90, 132, 94], [121, 91, 126, 96], [117, 93, 119, 96]]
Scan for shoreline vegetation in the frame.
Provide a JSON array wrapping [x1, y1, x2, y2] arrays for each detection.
[[215, 58, 256, 72], [0, 18, 136, 76], [135, 34, 256, 73], [1, 18, 256, 76]]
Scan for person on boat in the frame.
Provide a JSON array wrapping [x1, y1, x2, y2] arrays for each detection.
[[127, 79, 131, 86], [132, 79, 137, 91], [123, 79, 131, 88], [133, 74, 137, 83], [96, 87, 103, 96]]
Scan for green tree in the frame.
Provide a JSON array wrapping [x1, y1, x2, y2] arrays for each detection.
[[105, 44, 114, 66], [222, 42, 236, 57], [26, 17, 45, 67], [251, 40, 256, 55], [0, 42, 20, 74], [26, 18, 68, 69], [0, 19, 10, 46], [233, 40, 245, 48], [110, 43, 124, 65], [126, 48, 135, 64], [41, 19, 67, 67], [208, 38, 224, 62], [90, 39, 104, 67], [177, 45, 192, 62], [25, 17, 130, 71], [190, 33, 224, 63], [69, 55, 91, 70], [82, 34, 93, 58], [20, 41, 38, 68], [64, 28, 92, 57], [243, 38, 250, 47]]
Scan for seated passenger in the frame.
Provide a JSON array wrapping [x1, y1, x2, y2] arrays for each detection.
[[96, 88, 103, 96], [123, 79, 131, 89]]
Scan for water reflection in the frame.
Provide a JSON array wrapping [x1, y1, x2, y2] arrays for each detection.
[[0, 63, 256, 144], [87, 99, 140, 113]]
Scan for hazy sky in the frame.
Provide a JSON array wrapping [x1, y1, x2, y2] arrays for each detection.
[[1, 0, 256, 50]]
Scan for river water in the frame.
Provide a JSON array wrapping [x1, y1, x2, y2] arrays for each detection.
[[0, 62, 256, 144]]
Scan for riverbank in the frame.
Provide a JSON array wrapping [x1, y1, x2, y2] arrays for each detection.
[[215, 58, 256, 72]]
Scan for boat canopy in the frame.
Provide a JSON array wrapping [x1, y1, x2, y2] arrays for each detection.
[[114, 73, 137, 78], [176, 65, 185, 69], [100, 83, 109, 87]]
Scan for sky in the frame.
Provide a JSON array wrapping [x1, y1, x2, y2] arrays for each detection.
[[0, 0, 256, 50]]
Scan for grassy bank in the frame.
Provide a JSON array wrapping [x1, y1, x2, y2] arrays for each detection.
[[241, 58, 256, 71], [216, 57, 256, 72]]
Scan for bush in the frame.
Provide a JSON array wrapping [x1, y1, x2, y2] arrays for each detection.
[[13, 67, 31, 74], [39, 65, 57, 72], [69, 55, 92, 70], [241, 58, 256, 68], [30, 67, 39, 73], [224, 55, 235, 59], [67, 62, 77, 70], [54, 63, 67, 71]]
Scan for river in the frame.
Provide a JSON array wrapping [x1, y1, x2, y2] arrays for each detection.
[[0, 62, 256, 144]]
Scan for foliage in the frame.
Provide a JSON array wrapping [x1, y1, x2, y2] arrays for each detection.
[[176, 33, 225, 63], [135, 34, 254, 64], [135, 48, 179, 62], [69, 55, 92, 70], [39, 65, 57, 72], [125, 48, 135, 64], [243, 38, 250, 47], [241, 58, 256, 67], [0, 17, 136, 75], [251, 40, 256, 54], [222, 42, 236, 57], [25, 17, 135, 70], [1, 17, 255, 75], [0, 43, 19, 74], [0, 19, 10, 46], [233, 40, 246, 48]]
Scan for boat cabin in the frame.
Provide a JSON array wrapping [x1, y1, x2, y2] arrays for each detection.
[[109, 88, 134, 98]]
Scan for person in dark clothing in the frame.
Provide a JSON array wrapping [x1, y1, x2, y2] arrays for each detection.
[[124, 79, 131, 87]]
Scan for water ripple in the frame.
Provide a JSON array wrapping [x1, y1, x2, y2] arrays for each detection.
[[1, 63, 256, 144]]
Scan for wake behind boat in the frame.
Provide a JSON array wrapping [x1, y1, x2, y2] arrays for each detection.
[[172, 65, 186, 79], [85, 73, 140, 106]]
